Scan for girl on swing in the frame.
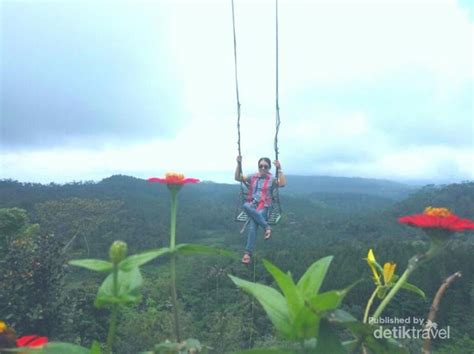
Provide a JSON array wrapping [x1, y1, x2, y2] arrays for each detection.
[[234, 156, 286, 264]]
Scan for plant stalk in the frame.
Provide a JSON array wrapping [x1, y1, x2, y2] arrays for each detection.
[[170, 189, 178, 249], [372, 258, 416, 320], [170, 254, 181, 342], [169, 188, 180, 341], [372, 242, 442, 319], [363, 286, 380, 323], [105, 264, 119, 354]]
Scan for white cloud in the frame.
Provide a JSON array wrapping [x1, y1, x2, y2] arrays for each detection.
[[1, 0, 472, 184]]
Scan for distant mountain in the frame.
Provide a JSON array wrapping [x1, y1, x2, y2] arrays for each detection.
[[281, 175, 416, 200], [0, 174, 419, 225]]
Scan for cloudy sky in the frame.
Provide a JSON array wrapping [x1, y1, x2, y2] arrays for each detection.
[[1, 0, 473, 184]]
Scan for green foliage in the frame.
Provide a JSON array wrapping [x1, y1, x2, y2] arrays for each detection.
[[400, 281, 426, 300], [229, 256, 357, 348], [151, 338, 206, 354], [66, 242, 168, 353], [68, 259, 114, 272], [1, 178, 473, 353], [69, 247, 167, 309], [35, 198, 123, 258], [0, 208, 66, 336], [119, 249, 171, 271], [174, 244, 236, 259], [95, 267, 143, 308]]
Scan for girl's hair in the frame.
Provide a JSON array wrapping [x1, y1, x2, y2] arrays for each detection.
[[258, 157, 271, 168]]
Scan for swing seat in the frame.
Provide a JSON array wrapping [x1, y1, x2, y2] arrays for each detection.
[[235, 208, 281, 225]]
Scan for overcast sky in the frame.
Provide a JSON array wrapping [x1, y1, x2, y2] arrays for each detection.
[[1, 0, 473, 185]]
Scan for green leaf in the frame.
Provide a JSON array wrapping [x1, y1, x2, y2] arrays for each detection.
[[308, 280, 361, 313], [95, 267, 143, 308], [119, 248, 170, 271], [233, 349, 297, 354], [297, 256, 333, 297], [327, 309, 374, 337], [229, 274, 292, 337], [263, 259, 304, 320], [174, 243, 236, 258], [308, 290, 343, 313], [69, 259, 113, 272], [291, 308, 320, 340], [327, 310, 408, 354], [314, 319, 346, 354], [401, 282, 426, 300], [364, 336, 409, 354], [90, 340, 102, 354], [38, 342, 91, 354]]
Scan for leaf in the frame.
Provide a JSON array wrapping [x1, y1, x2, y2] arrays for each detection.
[[308, 280, 361, 313], [401, 282, 426, 300], [314, 319, 346, 354], [119, 248, 170, 271], [326, 309, 374, 337], [90, 341, 102, 354], [297, 256, 333, 297], [263, 259, 304, 320], [327, 310, 408, 354], [38, 342, 91, 354], [95, 267, 143, 308], [308, 291, 343, 313], [364, 336, 409, 354], [174, 243, 236, 258], [68, 259, 113, 272], [229, 274, 292, 337], [233, 349, 297, 354], [291, 308, 320, 340]]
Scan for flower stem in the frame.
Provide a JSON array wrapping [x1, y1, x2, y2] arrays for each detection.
[[170, 189, 178, 249], [363, 287, 380, 324], [372, 257, 416, 320], [169, 188, 180, 342], [170, 254, 181, 342], [372, 241, 442, 320], [106, 264, 119, 354]]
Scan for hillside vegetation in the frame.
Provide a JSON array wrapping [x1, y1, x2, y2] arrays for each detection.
[[0, 176, 472, 353]]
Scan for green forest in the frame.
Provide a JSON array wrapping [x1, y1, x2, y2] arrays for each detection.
[[1, 175, 473, 354]]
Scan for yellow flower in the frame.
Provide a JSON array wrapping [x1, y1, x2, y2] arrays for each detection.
[[367, 249, 381, 285], [383, 262, 397, 285], [0, 321, 6, 333], [367, 249, 397, 287]]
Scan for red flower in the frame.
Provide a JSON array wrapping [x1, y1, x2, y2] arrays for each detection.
[[399, 207, 474, 233], [148, 173, 199, 185], [16, 335, 48, 348]]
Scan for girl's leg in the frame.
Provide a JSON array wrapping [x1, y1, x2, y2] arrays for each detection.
[[244, 219, 257, 255], [243, 202, 270, 230]]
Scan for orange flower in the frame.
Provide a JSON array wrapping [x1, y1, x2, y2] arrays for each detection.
[[148, 173, 199, 185], [398, 207, 474, 233]]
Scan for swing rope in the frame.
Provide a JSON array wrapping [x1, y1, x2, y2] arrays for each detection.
[[231, 0, 248, 225], [273, 0, 282, 217], [232, 0, 282, 225], [274, 0, 281, 170], [232, 0, 242, 162]]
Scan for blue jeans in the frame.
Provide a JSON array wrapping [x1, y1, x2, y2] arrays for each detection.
[[243, 202, 270, 255]]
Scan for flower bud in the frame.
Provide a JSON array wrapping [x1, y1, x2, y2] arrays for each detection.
[[109, 241, 128, 264]]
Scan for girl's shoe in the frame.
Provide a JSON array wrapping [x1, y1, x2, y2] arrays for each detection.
[[264, 228, 272, 240], [241, 252, 251, 264]]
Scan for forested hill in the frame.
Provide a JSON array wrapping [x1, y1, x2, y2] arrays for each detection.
[[0, 173, 414, 209], [1, 176, 473, 353], [283, 175, 415, 200]]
